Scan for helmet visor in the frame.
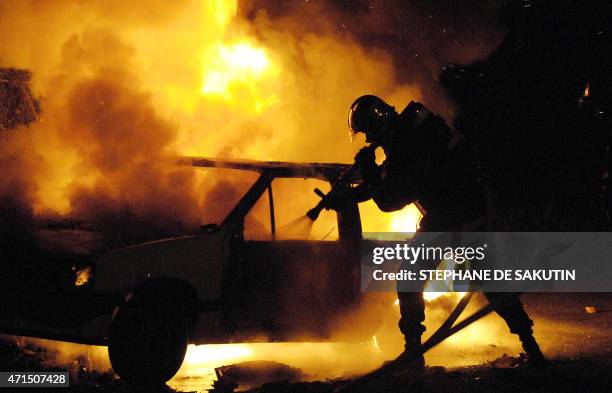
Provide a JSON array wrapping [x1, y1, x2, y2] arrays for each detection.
[[348, 95, 396, 143], [348, 109, 359, 142]]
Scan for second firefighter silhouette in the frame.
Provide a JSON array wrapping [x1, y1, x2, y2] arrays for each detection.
[[332, 94, 545, 369]]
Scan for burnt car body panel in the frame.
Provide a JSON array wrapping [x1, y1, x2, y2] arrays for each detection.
[[1, 157, 392, 346]]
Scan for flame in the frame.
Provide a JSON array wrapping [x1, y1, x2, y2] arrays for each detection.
[[168, 344, 254, 389], [583, 82, 590, 97], [197, 1, 280, 113], [423, 290, 465, 302], [208, 0, 237, 28], [393, 291, 465, 303], [388, 204, 423, 232], [183, 343, 254, 369], [74, 266, 92, 287], [170, 341, 382, 390], [201, 42, 279, 112], [202, 43, 270, 94]]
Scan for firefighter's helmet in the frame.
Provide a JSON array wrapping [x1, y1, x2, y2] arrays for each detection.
[[348, 95, 396, 141]]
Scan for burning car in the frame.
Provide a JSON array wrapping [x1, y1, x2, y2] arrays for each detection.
[[0, 157, 394, 384]]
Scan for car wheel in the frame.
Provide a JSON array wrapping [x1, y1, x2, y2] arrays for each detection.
[[108, 299, 188, 384]]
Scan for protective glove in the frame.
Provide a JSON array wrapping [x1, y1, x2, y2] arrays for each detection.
[[354, 146, 376, 166], [324, 185, 352, 211]]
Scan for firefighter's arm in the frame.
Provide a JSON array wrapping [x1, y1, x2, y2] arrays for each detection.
[[324, 181, 372, 209], [372, 188, 410, 212], [370, 155, 417, 213], [348, 182, 374, 203], [325, 162, 389, 209], [324, 148, 381, 209], [355, 145, 383, 185], [349, 147, 383, 203]]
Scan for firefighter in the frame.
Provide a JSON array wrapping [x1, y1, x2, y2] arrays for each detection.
[[333, 94, 546, 370]]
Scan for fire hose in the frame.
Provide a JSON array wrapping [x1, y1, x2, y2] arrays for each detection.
[[334, 288, 524, 393]]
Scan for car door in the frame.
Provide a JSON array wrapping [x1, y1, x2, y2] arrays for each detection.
[[224, 177, 361, 341]]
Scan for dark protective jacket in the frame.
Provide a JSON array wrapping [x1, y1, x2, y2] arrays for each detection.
[[358, 102, 487, 231]]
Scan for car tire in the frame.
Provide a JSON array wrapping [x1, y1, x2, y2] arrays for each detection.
[[108, 298, 188, 384]]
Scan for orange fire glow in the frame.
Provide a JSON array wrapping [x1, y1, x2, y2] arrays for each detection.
[[200, 42, 279, 113], [388, 203, 423, 232], [0, 0, 470, 388]]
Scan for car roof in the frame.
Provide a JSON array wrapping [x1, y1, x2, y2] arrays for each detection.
[[179, 156, 352, 182]]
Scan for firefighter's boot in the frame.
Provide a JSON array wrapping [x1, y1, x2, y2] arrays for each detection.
[[519, 333, 546, 368], [394, 334, 426, 373]]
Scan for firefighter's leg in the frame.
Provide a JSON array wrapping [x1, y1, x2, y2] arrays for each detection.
[[396, 291, 426, 368], [484, 292, 546, 367]]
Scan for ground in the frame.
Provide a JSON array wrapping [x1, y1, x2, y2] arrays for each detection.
[[1, 293, 610, 393]]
